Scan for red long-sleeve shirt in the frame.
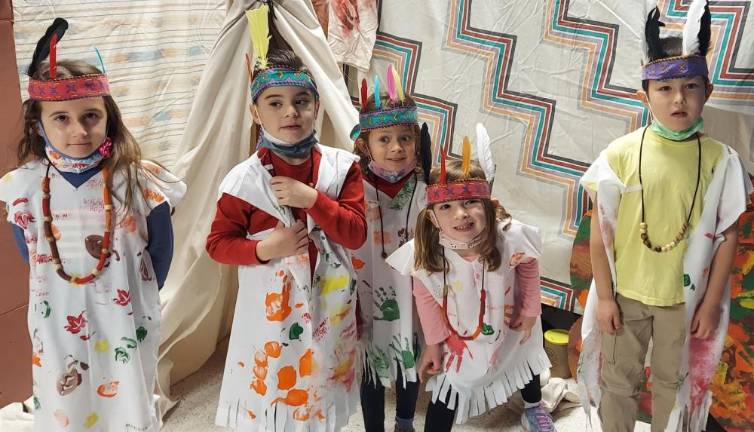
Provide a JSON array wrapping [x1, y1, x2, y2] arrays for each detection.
[[206, 147, 367, 272], [363, 170, 414, 199]]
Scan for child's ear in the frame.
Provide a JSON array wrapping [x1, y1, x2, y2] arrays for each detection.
[[250, 104, 262, 125], [636, 89, 649, 107], [705, 82, 714, 101]]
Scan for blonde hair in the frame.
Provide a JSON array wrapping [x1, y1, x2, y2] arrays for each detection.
[[17, 59, 148, 213], [414, 160, 509, 273]]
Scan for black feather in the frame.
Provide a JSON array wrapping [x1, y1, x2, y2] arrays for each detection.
[[27, 18, 69, 77], [420, 123, 432, 184], [645, 7, 666, 61], [698, 2, 711, 56]]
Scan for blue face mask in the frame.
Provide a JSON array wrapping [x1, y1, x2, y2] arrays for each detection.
[[257, 125, 318, 159], [38, 121, 107, 174], [650, 117, 704, 141]]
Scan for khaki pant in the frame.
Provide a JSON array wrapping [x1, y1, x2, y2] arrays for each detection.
[[599, 294, 686, 432]]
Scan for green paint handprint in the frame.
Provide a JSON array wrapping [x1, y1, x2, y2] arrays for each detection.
[[389, 336, 416, 369], [368, 346, 391, 380], [373, 286, 400, 321]]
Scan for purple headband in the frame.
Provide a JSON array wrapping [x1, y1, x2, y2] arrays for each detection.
[[641, 55, 709, 81]]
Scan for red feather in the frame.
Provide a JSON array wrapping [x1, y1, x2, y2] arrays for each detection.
[[50, 33, 58, 79], [360, 79, 368, 110], [440, 143, 447, 185]]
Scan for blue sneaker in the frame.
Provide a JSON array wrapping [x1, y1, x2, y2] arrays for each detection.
[[521, 404, 556, 432]]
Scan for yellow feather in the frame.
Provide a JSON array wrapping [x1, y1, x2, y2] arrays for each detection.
[[462, 136, 471, 177], [246, 4, 270, 69], [391, 67, 405, 101]]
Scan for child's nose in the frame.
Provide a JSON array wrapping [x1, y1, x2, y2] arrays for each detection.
[[285, 104, 299, 117], [72, 120, 89, 136]]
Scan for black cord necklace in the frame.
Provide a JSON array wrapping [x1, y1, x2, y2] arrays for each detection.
[[638, 126, 701, 253], [373, 171, 417, 259]]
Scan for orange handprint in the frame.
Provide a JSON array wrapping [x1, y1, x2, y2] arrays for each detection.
[[266, 272, 293, 321], [444, 332, 473, 373]]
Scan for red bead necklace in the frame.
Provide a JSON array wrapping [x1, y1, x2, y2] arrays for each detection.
[[441, 248, 486, 341], [42, 164, 113, 284]]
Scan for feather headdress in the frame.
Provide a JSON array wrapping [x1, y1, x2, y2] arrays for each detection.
[[642, 0, 711, 81], [350, 64, 418, 140], [426, 126, 494, 205], [246, 3, 317, 102], [27, 18, 110, 101]]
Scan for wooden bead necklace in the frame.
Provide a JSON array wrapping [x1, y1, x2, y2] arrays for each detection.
[[42, 163, 113, 284], [638, 126, 701, 253]]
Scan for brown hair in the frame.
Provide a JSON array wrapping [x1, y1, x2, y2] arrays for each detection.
[[17, 59, 149, 213], [414, 160, 509, 273], [353, 93, 421, 174]]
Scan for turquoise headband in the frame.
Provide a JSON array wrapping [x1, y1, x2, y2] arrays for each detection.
[[349, 106, 418, 140], [250, 68, 318, 102]]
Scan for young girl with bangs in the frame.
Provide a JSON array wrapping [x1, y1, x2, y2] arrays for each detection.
[[387, 156, 555, 431]]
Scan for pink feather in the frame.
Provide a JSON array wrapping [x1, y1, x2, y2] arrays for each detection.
[[386, 64, 397, 102]]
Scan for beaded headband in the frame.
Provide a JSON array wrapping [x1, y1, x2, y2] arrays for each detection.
[[250, 68, 318, 101], [27, 18, 110, 101], [350, 64, 418, 140], [246, 5, 318, 102], [641, 55, 708, 81], [642, 0, 710, 80], [426, 129, 495, 205]]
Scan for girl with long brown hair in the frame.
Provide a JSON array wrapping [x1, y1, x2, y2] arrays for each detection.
[[0, 18, 184, 431], [387, 143, 555, 431]]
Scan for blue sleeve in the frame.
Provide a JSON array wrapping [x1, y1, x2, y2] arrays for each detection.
[[12, 224, 29, 263], [146, 202, 174, 290]]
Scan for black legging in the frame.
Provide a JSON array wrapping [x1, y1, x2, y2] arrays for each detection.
[[361, 365, 420, 432], [423, 374, 542, 432]]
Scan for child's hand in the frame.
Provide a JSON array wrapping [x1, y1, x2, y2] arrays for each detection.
[[270, 176, 318, 209], [691, 300, 721, 339], [256, 221, 309, 261], [510, 314, 537, 344], [596, 298, 622, 334], [418, 343, 443, 382]]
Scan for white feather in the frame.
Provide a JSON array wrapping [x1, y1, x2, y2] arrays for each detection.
[[683, 0, 707, 55], [475, 123, 495, 184]]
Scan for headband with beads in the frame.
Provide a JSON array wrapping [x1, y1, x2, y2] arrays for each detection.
[[27, 18, 110, 101]]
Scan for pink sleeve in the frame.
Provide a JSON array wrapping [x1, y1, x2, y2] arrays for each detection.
[[412, 277, 450, 345], [515, 258, 542, 317]]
